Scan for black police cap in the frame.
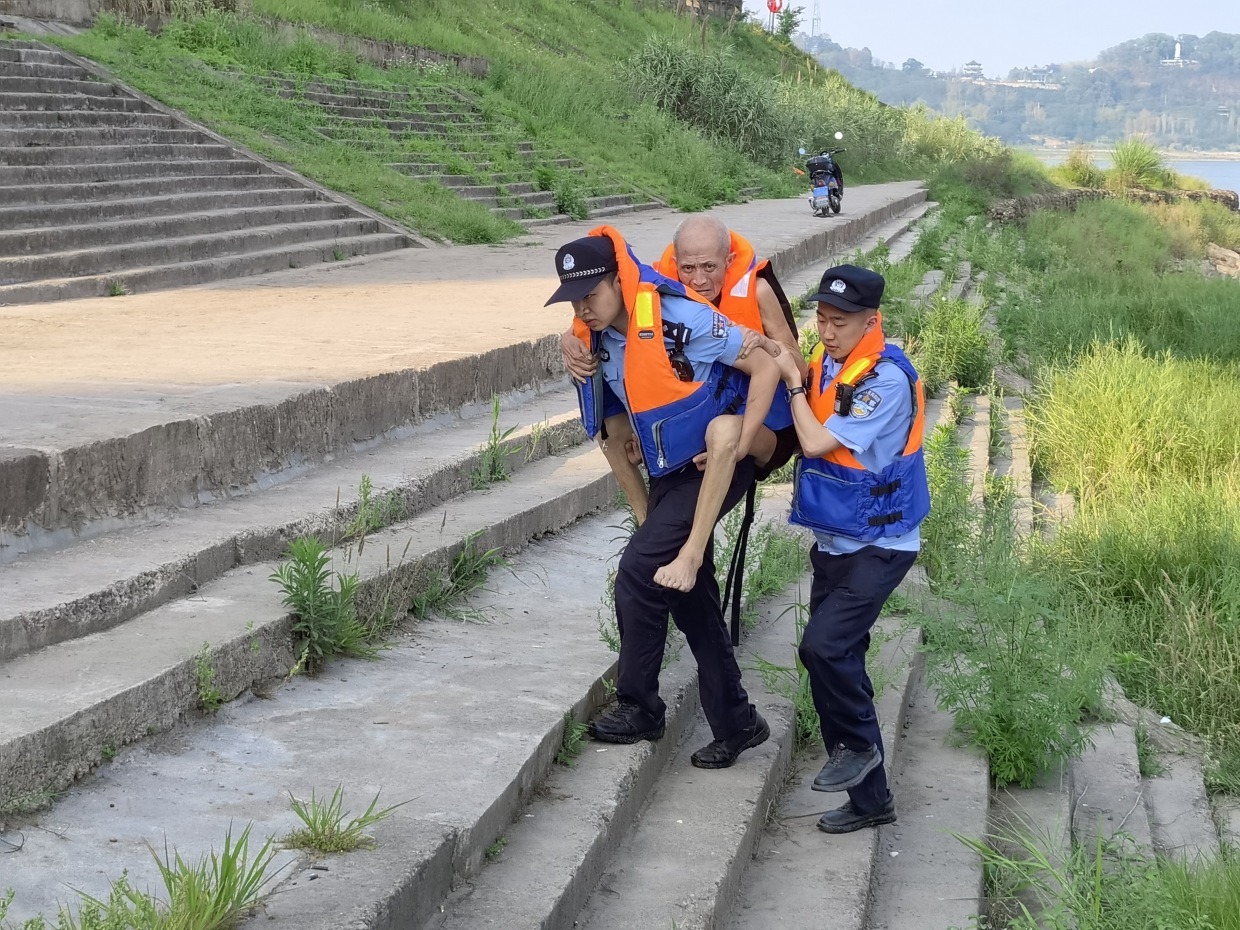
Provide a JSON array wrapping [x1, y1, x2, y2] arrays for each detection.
[[806, 264, 885, 313], [544, 236, 619, 305]]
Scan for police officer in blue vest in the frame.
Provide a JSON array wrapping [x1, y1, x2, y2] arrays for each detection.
[[547, 229, 781, 769], [773, 264, 931, 833]]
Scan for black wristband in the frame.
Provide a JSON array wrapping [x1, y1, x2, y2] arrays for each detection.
[[788, 386, 807, 398]]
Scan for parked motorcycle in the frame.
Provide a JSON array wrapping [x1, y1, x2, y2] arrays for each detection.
[[799, 132, 845, 217]]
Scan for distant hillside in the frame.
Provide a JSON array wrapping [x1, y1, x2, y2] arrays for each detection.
[[800, 31, 1240, 150]]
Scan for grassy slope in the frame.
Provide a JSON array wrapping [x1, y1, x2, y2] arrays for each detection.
[[37, 0, 932, 242]]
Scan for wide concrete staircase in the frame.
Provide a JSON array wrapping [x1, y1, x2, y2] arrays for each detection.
[[0, 38, 413, 305], [260, 72, 662, 229], [0, 194, 962, 930]]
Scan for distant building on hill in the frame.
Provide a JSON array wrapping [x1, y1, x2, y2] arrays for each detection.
[[963, 60, 985, 79], [1161, 41, 1198, 67]]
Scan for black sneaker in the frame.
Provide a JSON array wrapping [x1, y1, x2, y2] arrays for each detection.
[[817, 795, 897, 834], [690, 711, 771, 769], [589, 700, 666, 744], [811, 742, 882, 792]]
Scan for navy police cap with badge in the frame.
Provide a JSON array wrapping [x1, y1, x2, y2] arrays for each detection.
[[806, 263, 885, 313], [545, 236, 619, 306]]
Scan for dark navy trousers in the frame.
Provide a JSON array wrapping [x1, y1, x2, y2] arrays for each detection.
[[801, 545, 918, 813], [614, 459, 758, 741]]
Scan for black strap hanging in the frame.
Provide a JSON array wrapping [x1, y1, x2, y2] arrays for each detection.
[[721, 481, 758, 648]]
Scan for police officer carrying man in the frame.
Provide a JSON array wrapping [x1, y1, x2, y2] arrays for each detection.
[[773, 264, 931, 833], [559, 214, 805, 593], [546, 225, 779, 768]]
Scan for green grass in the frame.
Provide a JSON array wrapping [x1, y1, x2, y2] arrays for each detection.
[[958, 826, 1240, 930], [469, 395, 517, 490], [34, 0, 1004, 245], [4, 823, 280, 930], [194, 642, 225, 713], [555, 712, 590, 767], [409, 530, 505, 622], [281, 785, 405, 853]]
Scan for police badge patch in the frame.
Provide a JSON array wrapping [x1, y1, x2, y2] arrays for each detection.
[[711, 311, 728, 339], [851, 388, 882, 419]]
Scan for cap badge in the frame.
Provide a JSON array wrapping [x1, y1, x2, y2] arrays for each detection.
[[829, 278, 847, 294], [562, 253, 576, 271]]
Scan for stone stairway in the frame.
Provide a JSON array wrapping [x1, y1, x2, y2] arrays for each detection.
[[0, 196, 953, 929], [261, 73, 662, 228], [0, 39, 414, 305]]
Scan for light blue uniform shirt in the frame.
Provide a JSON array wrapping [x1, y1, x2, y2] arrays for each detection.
[[596, 294, 744, 409], [814, 354, 922, 555]]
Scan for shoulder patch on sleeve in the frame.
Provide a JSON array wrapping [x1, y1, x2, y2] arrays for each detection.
[[711, 311, 729, 339], [850, 387, 883, 419]]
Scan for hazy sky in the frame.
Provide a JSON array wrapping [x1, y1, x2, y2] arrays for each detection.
[[742, 0, 1240, 75]]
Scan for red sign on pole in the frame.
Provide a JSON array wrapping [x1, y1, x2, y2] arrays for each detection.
[[767, 0, 783, 11]]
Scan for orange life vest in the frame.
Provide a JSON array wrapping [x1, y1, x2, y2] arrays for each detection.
[[789, 315, 931, 540], [571, 225, 747, 476]]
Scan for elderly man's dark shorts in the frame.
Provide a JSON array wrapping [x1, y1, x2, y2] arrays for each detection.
[[755, 426, 799, 481]]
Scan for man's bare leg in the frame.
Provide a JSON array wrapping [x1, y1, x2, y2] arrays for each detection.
[[599, 413, 648, 525], [653, 415, 777, 593]]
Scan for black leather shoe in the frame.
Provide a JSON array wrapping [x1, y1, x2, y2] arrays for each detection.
[[589, 701, 666, 744], [817, 795, 897, 834], [690, 711, 770, 769], [811, 742, 882, 792]]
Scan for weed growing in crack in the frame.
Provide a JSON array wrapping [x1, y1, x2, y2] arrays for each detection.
[[195, 641, 224, 713], [1134, 722, 1166, 778], [556, 713, 590, 767], [485, 835, 508, 860], [346, 474, 406, 540], [410, 531, 505, 622], [282, 786, 406, 853], [13, 822, 280, 930], [470, 395, 517, 489], [754, 598, 820, 752], [271, 536, 379, 675]]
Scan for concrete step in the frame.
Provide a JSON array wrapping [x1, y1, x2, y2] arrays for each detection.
[[438, 577, 807, 930], [0, 157, 271, 188], [988, 766, 1073, 930], [0, 46, 63, 65], [326, 113, 486, 131], [585, 193, 638, 211], [0, 74, 119, 97], [1144, 753, 1220, 861], [0, 385, 581, 660], [1, 126, 210, 147], [588, 200, 663, 219], [867, 675, 990, 930], [0, 187, 322, 230], [0, 109, 179, 128], [0, 439, 613, 814], [0, 230, 407, 304], [724, 619, 925, 930], [0, 59, 91, 80], [0, 458, 621, 928], [1071, 723, 1155, 857], [0, 171, 301, 206], [264, 74, 470, 104], [0, 141, 236, 166], [0, 201, 357, 258], [316, 121, 487, 139], [307, 100, 478, 121], [0, 90, 151, 112]]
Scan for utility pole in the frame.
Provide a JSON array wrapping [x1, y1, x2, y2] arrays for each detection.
[[811, 0, 820, 37]]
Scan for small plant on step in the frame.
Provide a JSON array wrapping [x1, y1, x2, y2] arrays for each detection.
[[410, 530, 505, 621], [485, 835, 508, 860], [105, 278, 128, 297], [553, 177, 589, 220], [195, 641, 225, 713], [282, 785, 406, 853], [1134, 721, 1166, 778], [345, 473, 406, 540], [755, 598, 821, 752], [526, 418, 552, 462], [470, 395, 517, 489], [271, 537, 379, 674], [556, 712, 590, 766], [332, 247, 346, 261]]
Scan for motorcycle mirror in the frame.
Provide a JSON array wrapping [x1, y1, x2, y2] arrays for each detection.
[[834, 131, 844, 140], [798, 147, 806, 155]]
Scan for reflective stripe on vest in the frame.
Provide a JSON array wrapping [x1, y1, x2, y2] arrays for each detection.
[[789, 314, 931, 540], [571, 225, 746, 476]]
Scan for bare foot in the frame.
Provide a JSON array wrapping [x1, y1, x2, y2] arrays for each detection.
[[654, 551, 704, 592]]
